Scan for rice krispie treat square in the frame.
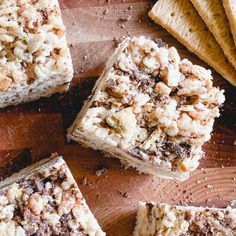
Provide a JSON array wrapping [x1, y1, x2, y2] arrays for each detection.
[[134, 202, 236, 235], [0, 154, 105, 235], [0, 0, 73, 108], [68, 36, 225, 181]]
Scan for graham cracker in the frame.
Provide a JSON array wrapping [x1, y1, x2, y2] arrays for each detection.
[[149, 0, 236, 86], [191, 0, 236, 71], [223, 0, 236, 47]]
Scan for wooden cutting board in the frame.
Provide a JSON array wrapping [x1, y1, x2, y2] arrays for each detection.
[[0, 0, 236, 235]]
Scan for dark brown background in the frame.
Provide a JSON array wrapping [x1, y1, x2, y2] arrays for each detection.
[[0, 1, 236, 235]]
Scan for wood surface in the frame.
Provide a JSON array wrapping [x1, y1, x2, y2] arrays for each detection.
[[0, 0, 236, 235]]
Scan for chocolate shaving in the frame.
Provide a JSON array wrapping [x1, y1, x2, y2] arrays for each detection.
[[165, 142, 192, 160]]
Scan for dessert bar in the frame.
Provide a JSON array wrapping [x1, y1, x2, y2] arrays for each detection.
[[134, 202, 236, 235], [0, 154, 105, 235], [0, 0, 73, 108], [68, 36, 225, 180]]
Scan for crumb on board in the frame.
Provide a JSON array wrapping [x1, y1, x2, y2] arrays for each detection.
[[206, 184, 213, 188], [119, 15, 132, 22], [95, 166, 108, 176], [80, 177, 94, 188], [103, 9, 109, 15], [81, 177, 88, 185], [118, 190, 130, 198]]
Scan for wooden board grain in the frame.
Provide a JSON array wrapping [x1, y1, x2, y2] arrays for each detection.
[[0, 0, 235, 235]]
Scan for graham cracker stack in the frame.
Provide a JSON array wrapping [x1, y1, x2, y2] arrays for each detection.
[[223, 0, 236, 46], [149, 0, 236, 86], [191, 0, 236, 71]]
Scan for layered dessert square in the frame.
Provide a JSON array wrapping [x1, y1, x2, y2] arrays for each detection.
[[0, 154, 105, 235], [0, 0, 73, 108], [68, 36, 225, 181], [134, 202, 236, 235]]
